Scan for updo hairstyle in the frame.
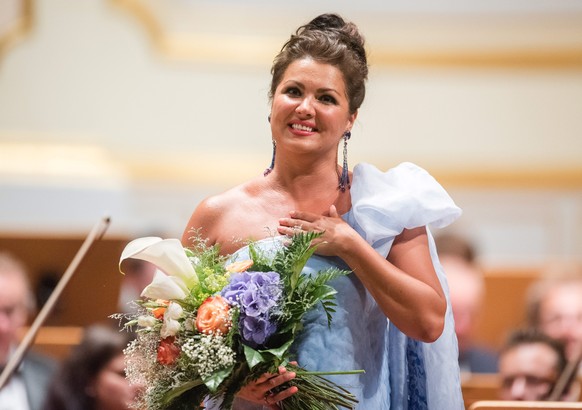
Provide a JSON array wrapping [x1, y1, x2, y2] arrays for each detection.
[[269, 13, 368, 114]]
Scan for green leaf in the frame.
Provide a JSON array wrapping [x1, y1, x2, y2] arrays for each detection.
[[161, 379, 205, 406], [204, 364, 234, 392], [308, 284, 337, 302], [260, 338, 294, 360], [244, 338, 294, 369], [284, 232, 322, 293], [243, 345, 265, 369], [248, 242, 274, 272]]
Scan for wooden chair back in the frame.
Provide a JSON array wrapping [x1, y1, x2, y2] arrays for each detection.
[[468, 401, 582, 410], [462, 374, 500, 409]]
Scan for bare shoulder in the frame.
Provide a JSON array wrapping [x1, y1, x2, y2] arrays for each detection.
[[182, 184, 247, 244], [182, 178, 270, 249]]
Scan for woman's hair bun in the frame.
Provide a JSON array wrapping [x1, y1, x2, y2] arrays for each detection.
[[303, 13, 346, 32], [298, 13, 366, 65]]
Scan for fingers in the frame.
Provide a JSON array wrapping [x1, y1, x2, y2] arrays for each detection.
[[266, 385, 299, 406], [237, 365, 298, 406], [263, 367, 298, 406], [328, 204, 339, 218], [254, 371, 277, 385], [277, 208, 342, 237], [278, 210, 322, 232], [277, 215, 315, 236], [264, 366, 296, 391], [277, 222, 302, 237]]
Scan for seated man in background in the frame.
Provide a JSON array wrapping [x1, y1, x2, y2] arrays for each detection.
[[0, 252, 56, 410], [526, 264, 582, 368], [498, 328, 578, 401], [435, 233, 498, 374]]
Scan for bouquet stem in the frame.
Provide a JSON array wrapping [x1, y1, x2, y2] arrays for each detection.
[[277, 364, 364, 410], [295, 370, 365, 376]]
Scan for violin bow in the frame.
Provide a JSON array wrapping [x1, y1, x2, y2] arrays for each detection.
[[547, 344, 582, 401], [0, 216, 111, 390]]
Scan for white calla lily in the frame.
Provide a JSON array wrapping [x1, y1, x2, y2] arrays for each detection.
[[140, 271, 189, 300], [120, 237, 199, 300]]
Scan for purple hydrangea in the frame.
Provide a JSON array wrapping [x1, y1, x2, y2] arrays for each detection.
[[221, 271, 282, 347], [241, 315, 278, 346]]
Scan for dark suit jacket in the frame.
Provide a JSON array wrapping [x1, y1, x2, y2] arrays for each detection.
[[459, 346, 499, 374]]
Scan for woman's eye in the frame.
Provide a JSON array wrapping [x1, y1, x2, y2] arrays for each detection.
[[319, 95, 337, 104], [284, 87, 301, 97]]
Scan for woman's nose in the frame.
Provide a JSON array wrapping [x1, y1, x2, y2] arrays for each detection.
[[295, 97, 315, 118]]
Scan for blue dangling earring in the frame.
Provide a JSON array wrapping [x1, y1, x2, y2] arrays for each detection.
[[264, 139, 276, 176], [264, 115, 275, 176], [338, 130, 351, 192]]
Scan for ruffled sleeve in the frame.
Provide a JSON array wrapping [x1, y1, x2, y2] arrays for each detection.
[[350, 162, 461, 252]]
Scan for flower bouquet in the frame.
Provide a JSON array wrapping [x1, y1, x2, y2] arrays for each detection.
[[115, 232, 362, 410]]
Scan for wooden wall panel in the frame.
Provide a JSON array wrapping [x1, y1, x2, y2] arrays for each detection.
[[0, 235, 129, 326], [475, 269, 542, 350]]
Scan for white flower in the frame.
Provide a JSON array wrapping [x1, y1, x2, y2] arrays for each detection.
[[137, 315, 157, 328], [159, 302, 184, 337], [161, 317, 181, 338], [119, 237, 199, 301], [165, 302, 184, 320], [140, 271, 188, 300]]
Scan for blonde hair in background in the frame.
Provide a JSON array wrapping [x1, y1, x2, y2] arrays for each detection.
[[0, 251, 36, 314], [526, 260, 582, 328]]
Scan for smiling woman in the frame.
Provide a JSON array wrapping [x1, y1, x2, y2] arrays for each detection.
[[182, 13, 464, 409]]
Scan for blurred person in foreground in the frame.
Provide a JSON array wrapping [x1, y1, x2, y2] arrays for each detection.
[[44, 324, 143, 410], [526, 262, 582, 368], [0, 252, 56, 410], [435, 233, 498, 374], [498, 328, 578, 401]]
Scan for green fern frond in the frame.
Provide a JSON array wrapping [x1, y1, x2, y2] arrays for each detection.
[[248, 242, 273, 272], [275, 232, 322, 294]]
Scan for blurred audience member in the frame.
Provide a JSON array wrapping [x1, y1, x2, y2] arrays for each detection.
[[435, 233, 498, 374], [117, 258, 156, 315], [498, 328, 578, 401], [0, 251, 56, 410], [526, 262, 582, 364], [44, 324, 142, 410], [434, 232, 476, 264]]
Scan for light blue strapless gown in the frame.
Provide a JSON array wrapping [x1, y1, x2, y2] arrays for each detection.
[[213, 162, 465, 410]]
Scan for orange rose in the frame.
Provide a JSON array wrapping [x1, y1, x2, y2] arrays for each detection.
[[157, 336, 180, 365], [196, 296, 231, 335]]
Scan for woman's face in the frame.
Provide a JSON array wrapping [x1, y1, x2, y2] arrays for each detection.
[[92, 353, 142, 410], [270, 57, 357, 157]]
